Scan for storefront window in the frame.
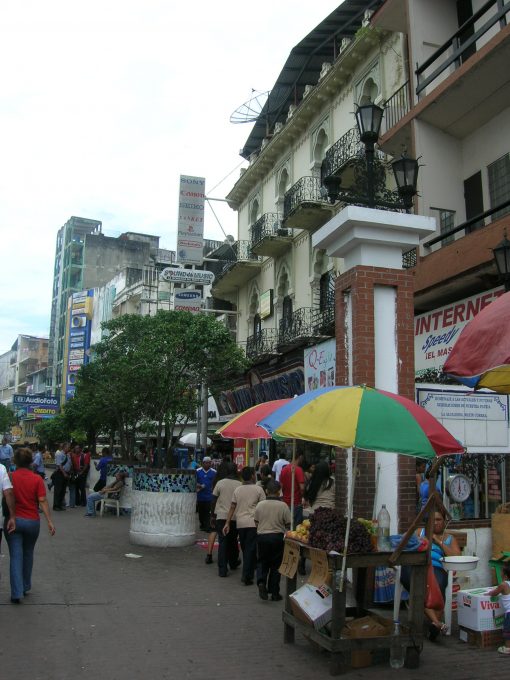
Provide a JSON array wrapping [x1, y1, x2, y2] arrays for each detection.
[[443, 454, 507, 520]]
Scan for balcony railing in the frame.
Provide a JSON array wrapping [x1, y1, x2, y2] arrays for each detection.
[[246, 329, 279, 360], [283, 177, 326, 219], [416, 0, 510, 98], [382, 82, 410, 134], [250, 213, 289, 245], [321, 127, 364, 182]]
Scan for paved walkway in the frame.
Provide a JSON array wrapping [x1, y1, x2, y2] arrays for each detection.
[[0, 497, 508, 680]]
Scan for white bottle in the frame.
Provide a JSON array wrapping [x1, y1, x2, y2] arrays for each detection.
[[376, 504, 391, 551], [389, 620, 405, 669]]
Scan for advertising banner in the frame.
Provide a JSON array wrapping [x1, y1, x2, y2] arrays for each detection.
[[414, 287, 504, 373], [177, 175, 205, 265], [304, 339, 336, 392], [13, 394, 60, 419], [174, 290, 203, 313]]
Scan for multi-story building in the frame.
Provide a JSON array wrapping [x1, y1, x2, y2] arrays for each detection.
[[206, 0, 510, 582], [0, 335, 48, 406], [48, 215, 171, 395]]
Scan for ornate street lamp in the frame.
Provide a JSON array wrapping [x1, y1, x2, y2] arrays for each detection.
[[355, 103, 384, 208], [492, 230, 510, 291], [391, 153, 420, 211]]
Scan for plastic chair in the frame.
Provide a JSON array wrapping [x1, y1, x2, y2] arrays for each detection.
[[99, 492, 121, 517]]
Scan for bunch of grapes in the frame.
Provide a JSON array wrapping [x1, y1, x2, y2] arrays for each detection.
[[308, 507, 373, 553]]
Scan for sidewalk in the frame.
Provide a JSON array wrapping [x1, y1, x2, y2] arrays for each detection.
[[0, 499, 508, 680]]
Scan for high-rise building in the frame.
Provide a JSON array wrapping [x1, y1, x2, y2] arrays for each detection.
[[48, 215, 166, 394]]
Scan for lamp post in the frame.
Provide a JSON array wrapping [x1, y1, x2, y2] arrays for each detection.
[[322, 103, 419, 212], [492, 231, 510, 291]]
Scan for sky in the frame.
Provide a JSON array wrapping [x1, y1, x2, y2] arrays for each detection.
[[0, 0, 343, 355]]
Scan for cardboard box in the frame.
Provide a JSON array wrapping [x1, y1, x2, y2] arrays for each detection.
[[457, 588, 504, 631], [289, 583, 333, 630], [459, 625, 503, 648], [341, 614, 394, 639]]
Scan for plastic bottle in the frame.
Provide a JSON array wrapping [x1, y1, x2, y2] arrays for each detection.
[[389, 620, 405, 669], [376, 504, 391, 551]]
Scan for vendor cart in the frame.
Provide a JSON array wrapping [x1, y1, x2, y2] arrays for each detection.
[[283, 542, 427, 676]]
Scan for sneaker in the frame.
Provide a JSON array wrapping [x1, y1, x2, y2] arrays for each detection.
[[271, 594, 283, 601], [205, 554, 213, 564], [84, 513, 96, 518], [258, 583, 268, 600], [497, 646, 510, 655]]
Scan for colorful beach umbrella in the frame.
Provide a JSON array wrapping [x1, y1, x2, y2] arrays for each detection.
[[216, 399, 292, 440], [443, 291, 510, 393], [258, 385, 464, 459]]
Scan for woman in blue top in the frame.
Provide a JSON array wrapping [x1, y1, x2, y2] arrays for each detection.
[[419, 511, 461, 640]]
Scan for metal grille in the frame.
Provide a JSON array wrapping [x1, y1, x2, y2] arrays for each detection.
[[283, 177, 325, 218], [246, 329, 279, 358], [250, 213, 286, 245]]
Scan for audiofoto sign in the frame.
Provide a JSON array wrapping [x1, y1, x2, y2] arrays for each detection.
[[13, 394, 60, 419]]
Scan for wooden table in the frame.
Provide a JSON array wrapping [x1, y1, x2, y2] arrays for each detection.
[[283, 543, 428, 675]]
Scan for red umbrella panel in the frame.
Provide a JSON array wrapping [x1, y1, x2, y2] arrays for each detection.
[[216, 399, 292, 439], [443, 291, 510, 393]]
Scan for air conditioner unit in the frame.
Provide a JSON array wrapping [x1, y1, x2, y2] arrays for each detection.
[[71, 315, 87, 328]]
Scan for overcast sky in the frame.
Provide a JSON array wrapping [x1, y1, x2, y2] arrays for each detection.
[[0, 0, 342, 355]]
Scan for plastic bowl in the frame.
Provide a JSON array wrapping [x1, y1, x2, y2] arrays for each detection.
[[441, 556, 479, 572]]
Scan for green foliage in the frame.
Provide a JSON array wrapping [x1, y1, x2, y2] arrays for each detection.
[[415, 367, 458, 385], [68, 311, 247, 457], [35, 414, 71, 448], [0, 403, 15, 434]]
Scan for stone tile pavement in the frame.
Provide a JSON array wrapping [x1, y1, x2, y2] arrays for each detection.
[[0, 499, 508, 680]]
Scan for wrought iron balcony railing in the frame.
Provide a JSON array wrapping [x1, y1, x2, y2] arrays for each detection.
[[278, 307, 314, 346], [246, 328, 279, 359], [321, 127, 364, 182], [250, 213, 290, 246], [207, 240, 262, 282], [311, 305, 335, 337], [382, 82, 410, 134], [283, 177, 326, 219]]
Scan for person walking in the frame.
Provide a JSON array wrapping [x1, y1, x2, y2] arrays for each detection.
[[254, 480, 291, 601], [72, 445, 91, 507], [223, 467, 265, 586], [279, 452, 305, 527], [211, 463, 241, 578], [31, 443, 46, 480], [52, 443, 71, 510], [0, 436, 14, 470], [5, 447, 55, 603], [196, 456, 216, 532]]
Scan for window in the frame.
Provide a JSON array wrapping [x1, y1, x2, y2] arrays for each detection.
[[431, 208, 455, 246], [319, 272, 334, 312], [488, 153, 510, 222], [282, 296, 293, 331], [253, 314, 261, 337]]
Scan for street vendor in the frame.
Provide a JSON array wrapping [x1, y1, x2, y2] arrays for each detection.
[[401, 509, 461, 640]]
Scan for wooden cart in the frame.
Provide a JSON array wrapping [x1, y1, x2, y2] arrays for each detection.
[[283, 543, 428, 675]]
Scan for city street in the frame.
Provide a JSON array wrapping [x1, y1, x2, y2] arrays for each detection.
[[0, 497, 508, 680]]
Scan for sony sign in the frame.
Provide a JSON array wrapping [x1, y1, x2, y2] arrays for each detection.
[[160, 267, 215, 285]]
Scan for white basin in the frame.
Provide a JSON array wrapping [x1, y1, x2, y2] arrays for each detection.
[[441, 556, 479, 572]]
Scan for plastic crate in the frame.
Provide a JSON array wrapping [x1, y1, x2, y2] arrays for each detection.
[[459, 625, 503, 648]]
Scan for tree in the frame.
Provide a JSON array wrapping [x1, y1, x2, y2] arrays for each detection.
[[0, 403, 15, 435], [35, 413, 70, 449], [72, 310, 247, 459]]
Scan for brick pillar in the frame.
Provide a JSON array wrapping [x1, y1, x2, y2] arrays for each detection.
[[335, 265, 416, 530]]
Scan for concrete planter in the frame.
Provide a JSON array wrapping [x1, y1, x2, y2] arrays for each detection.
[[129, 469, 196, 547]]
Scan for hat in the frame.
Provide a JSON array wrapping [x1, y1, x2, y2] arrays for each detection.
[[202, 456, 212, 463]]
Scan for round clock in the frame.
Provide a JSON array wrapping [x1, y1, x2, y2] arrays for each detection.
[[447, 473, 472, 503]]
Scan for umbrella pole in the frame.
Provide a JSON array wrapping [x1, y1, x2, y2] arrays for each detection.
[[339, 447, 357, 593], [290, 439, 296, 531]]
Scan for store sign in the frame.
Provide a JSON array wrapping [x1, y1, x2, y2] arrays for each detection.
[[174, 290, 203, 313], [217, 368, 305, 416], [260, 289, 273, 319], [176, 175, 205, 265], [13, 394, 60, 419], [414, 287, 504, 373], [160, 267, 214, 285], [304, 339, 336, 392], [233, 439, 247, 471]]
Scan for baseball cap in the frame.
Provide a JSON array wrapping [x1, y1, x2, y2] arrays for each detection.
[[202, 456, 212, 463]]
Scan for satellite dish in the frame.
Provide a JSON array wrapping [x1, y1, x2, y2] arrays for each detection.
[[230, 86, 291, 124]]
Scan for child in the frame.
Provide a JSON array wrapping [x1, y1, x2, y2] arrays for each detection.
[[254, 480, 291, 602], [488, 564, 510, 656]]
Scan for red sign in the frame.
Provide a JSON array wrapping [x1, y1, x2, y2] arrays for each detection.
[[233, 438, 246, 471]]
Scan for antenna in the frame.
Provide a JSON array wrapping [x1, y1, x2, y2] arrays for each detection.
[[229, 85, 291, 125]]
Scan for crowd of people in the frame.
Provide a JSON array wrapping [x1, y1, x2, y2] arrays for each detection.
[[195, 450, 336, 601]]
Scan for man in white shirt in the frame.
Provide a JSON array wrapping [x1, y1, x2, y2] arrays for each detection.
[[272, 452, 289, 482], [0, 463, 16, 554]]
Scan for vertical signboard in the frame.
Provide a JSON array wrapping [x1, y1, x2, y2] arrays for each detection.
[[177, 175, 205, 265], [63, 289, 94, 401], [304, 339, 336, 392]]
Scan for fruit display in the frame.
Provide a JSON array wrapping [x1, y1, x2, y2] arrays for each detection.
[[286, 518, 311, 543], [307, 507, 373, 553]]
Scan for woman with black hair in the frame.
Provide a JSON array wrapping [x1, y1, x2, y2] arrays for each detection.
[[303, 461, 335, 512]]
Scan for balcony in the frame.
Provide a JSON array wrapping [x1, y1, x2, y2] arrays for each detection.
[[282, 177, 334, 231], [250, 213, 293, 257], [277, 307, 335, 351], [380, 1, 510, 155], [246, 329, 280, 364], [209, 240, 262, 298], [321, 127, 364, 188]]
